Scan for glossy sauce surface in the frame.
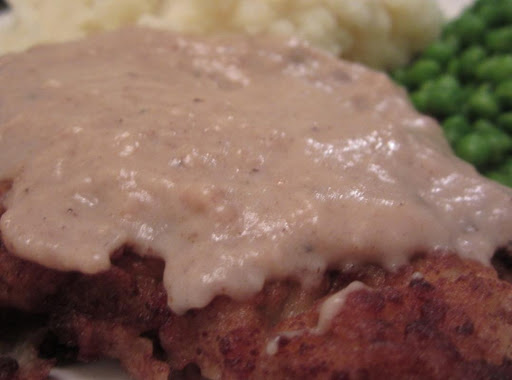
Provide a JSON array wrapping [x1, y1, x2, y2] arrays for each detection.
[[0, 28, 510, 314]]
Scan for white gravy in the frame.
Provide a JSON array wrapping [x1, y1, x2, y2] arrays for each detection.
[[0, 28, 511, 314], [265, 281, 368, 355]]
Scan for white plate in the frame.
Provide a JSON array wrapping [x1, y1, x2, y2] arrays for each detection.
[[50, 361, 129, 380], [438, 0, 474, 18]]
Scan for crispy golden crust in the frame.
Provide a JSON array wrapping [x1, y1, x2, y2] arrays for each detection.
[[160, 254, 512, 379], [1, 246, 512, 380]]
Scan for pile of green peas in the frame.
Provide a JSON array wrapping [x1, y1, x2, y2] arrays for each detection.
[[392, 0, 512, 187]]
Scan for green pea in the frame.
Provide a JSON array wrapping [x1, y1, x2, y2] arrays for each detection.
[[497, 112, 512, 132], [467, 88, 500, 119], [486, 156, 512, 186], [458, 46, 486, 79], [477, 4, 506, 26], [455, 132, 494, 168], [442, 115, 471, 146], [476, 55, 512, 84], [498, 157, 512, 175], [503, 2, 512, 24], [496, 1, 512, 24], [442, 21, 459, 39], [450, 13, 486, 46], [410, 90, 429, 113], [471, 0, 485, 10], [391, 68, 407, 86], [405, 59, 441, 89], [461, 84, 477, 99], [474, 118, 493, 131], [446, 59, 460, 76], [422, 75, 463, 118], [486, 26, 512, 53], [473, 120, 512, 163], [436, 75, 460, 88], [423, 40, 458, 66], [397, 0, 512, 183], [486, 171, 512, 187], [495, 80, 512, 109]]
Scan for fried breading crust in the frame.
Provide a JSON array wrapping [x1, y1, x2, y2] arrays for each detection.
[[1, 244, 512, 380], [0, 309, 54, 380]]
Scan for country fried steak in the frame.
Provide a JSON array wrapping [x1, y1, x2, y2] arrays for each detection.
[[1, 174, 512, 379], [1, 28, 512, 380], [1, 242, 512, 379]]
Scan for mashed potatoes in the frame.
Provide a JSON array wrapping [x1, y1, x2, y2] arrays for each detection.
[[0, 0, 443, 69]]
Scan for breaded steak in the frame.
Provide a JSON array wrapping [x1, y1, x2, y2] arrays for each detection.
[[1, 245, 512, 379], [1, 28, 511, 379]]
